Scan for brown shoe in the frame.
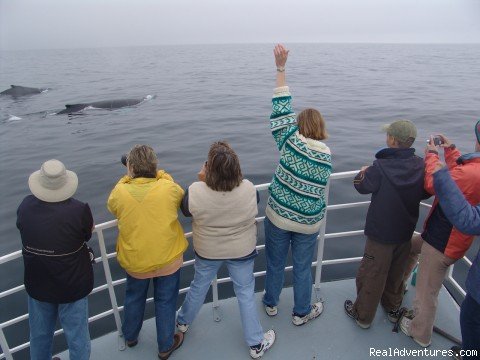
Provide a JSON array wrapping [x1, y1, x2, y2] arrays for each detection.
[[126, 339, 138, 348], [158, 332, 184, 360]]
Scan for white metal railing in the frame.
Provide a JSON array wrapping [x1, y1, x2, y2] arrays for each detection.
[[0, 170, 470, 360]]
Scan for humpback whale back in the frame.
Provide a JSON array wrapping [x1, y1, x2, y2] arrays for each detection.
[[0, 85, 45, 97], [56, 97, 148, 115], [56, 104, 89, 114]]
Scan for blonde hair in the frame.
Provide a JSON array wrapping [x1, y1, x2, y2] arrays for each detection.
[[297, 108, 328, 141], [128, 144, 158, 178], [205, 141, 243, 192]]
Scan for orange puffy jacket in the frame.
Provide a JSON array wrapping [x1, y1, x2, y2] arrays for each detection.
[[422, 147, 480, 260]]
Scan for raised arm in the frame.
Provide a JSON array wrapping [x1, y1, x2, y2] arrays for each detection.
[[270, 44, 297, 150], [274, 44, 288, 87]]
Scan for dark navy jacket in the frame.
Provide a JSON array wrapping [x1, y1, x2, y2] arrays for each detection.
[[17, 195, 94, 303], [433, 168, 480, 304], [354, 148, 428, 244]]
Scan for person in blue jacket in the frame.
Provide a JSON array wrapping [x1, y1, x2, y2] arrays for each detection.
[[432, 164, 480, 360]]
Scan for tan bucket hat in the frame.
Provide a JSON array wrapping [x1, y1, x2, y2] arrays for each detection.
[[28, 159, 78, 202]]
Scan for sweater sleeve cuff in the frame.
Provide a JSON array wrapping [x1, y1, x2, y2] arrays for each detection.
[[273, 86, 290, 97]]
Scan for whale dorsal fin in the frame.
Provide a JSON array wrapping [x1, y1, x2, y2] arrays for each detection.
[[65, 104, 86, 108], [10, 85, 18, 88]]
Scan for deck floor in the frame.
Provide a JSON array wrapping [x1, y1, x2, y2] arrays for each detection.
[[58, 279, 461, 359]]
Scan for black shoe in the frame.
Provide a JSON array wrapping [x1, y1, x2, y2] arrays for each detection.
[[451, 346, 462, 360]]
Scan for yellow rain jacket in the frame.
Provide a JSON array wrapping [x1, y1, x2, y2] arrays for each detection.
[[107, 170, 188, 274]]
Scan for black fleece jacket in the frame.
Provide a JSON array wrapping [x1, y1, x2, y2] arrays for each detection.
[[354, 147, 429, 244]]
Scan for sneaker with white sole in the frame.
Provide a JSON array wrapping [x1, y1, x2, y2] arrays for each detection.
[[292, 302, 323, 326], [177, 322, 189, 333], [264, 305, 278, 317], [344, 299, 370, 329], [249, 330, 276, 359], [400, 311, 430, 348], [387, 309, 402, 323]]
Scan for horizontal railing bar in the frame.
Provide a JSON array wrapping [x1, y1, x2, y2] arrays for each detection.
[[0, 251, 22, 265], [93, 219, 118, 232], [463, 256, 473, 267], [325, 230, 364, 239], [321, 257, 363, 266], [329, 170, 359, 180], [0, 313, 29, 329], [447, 276, 467, 298], [8, 341, 30, 356], [420, 202, 432, 209], [88, 309, 114, 323], [0, 285, 25, 299], [327, 201, 370, 210], [255, 183, 270, 191]]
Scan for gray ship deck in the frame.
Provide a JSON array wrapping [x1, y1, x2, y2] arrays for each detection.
[[61, 278, 461, 360]]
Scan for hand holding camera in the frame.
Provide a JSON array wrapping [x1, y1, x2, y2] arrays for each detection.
[[426, 134, 452, 153], [121, 154, 128, 166]]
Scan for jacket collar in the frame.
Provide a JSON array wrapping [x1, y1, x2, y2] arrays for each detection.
[[456, 152, 480, 165], [375, 147, 415, 159]]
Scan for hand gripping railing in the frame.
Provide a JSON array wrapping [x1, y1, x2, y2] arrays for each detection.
[[0, 170, 471, 360]]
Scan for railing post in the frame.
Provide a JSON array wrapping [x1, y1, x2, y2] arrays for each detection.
[[447, 263, 454, 280], [0, 327, 13, 360], [96, 229, 125, 350], [314, 181, 330, 301], [211, 276, 221, 322]]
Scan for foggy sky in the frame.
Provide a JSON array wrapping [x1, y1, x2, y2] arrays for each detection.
[[1, 0, 479, 50]]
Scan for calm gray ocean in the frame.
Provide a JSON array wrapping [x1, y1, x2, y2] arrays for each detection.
[[1, 43, 479, 357]]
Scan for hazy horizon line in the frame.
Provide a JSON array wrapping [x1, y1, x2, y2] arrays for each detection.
[[2, 41, 480, 52]]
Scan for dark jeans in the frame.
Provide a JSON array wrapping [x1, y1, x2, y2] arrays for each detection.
[[353, 237, 411, 325], [122, 270, 180, 352], [461, 293, 480, 359]]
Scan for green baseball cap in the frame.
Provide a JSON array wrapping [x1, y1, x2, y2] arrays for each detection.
[[382, 120, 417, 143]]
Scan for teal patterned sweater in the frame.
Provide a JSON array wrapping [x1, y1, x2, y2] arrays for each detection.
[[266, 86, 332, 234]]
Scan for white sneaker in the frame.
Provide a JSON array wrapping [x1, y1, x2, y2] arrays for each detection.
[[249, 330, 276, 359], [292, 302, 323, 326], [400, 312, 430, 348], [264, 305, 278, 317], [177, 322, 189, 333]]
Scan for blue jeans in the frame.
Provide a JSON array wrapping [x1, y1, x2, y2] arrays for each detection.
[[177, 256, 263, 347], [28, 295, 90, 360], [263, 217, 318, 316], [460, 293, 480, 359], [122, 270, 180, 353]]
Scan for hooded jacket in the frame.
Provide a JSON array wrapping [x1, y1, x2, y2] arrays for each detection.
[[354, 147, 428, 244], [422, 147, 480, 259]]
